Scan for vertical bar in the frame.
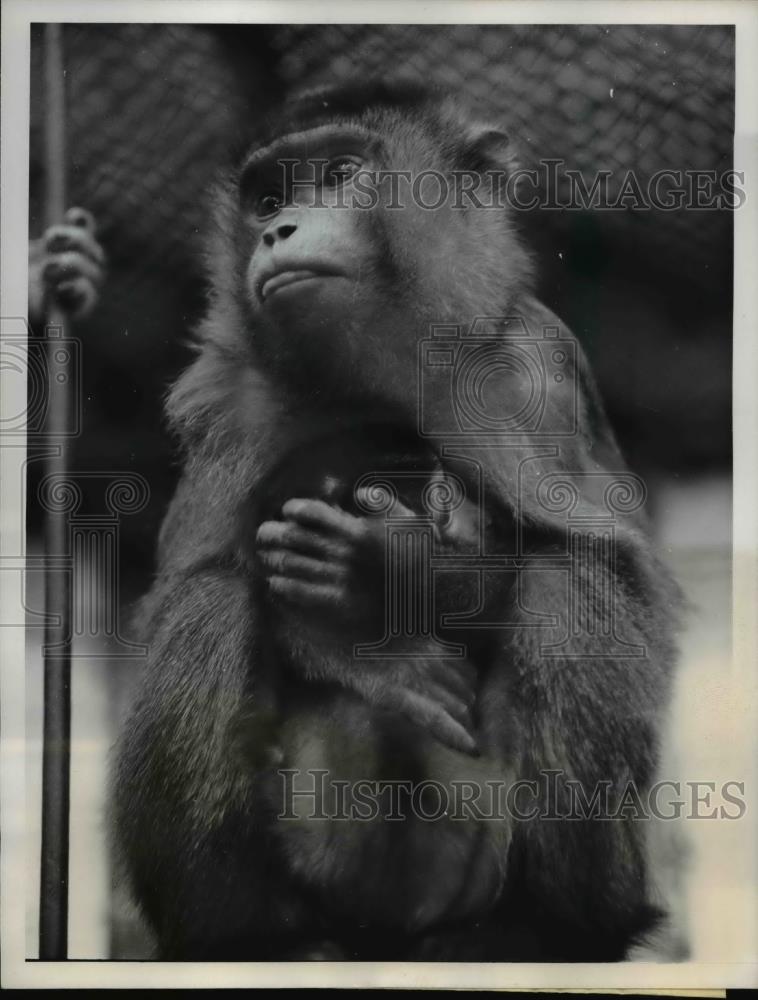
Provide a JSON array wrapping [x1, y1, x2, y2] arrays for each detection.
[[39, 21, 71, 961]]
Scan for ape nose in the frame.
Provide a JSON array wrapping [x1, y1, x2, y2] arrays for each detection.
[[262, 223, 297, 247]]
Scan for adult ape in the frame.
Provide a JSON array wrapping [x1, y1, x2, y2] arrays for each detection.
[[114, 83, 683, 961]]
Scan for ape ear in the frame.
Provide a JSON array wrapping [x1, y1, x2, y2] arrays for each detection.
[[460, 124, 516, 174]]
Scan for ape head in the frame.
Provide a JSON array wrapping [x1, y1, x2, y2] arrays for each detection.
[[206, 82, 532, 413]]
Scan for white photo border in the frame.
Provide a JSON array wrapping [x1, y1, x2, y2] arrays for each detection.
[[2, 0, 756, 990]]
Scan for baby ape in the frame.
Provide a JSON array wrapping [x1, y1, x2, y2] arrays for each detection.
[[114, 83, 682, 961]]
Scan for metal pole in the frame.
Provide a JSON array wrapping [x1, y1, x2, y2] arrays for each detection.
[[39, 22, 71, 961]]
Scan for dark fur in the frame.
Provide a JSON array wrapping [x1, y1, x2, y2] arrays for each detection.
[[113, 84, 683, 961]]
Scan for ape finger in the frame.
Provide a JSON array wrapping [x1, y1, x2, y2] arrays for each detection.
[[45, 224, 106, 266], [44, 251, 104, 286], [267, 574, 344, 608], [375, 687, 479, 756], [53, 278, 98, 318], [64, 206, 96, 233], [423, 659, 478, 707], [360, 658, 476, 714], [258, 548, 345, 584], [282, 498, 367, 541], [257, 519, 351, 560], [423, 681, 476, 732]]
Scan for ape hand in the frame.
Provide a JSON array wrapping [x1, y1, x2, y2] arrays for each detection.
[[29, 207, 105, 322], [349, 655, 480, 756], [256, 486, 481, 614], [256, 495, 384, 620], [256, 494, 480, 755]]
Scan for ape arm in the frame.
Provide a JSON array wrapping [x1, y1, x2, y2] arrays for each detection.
[[497, 544, 678, 959], [113, 562, 298, 958]]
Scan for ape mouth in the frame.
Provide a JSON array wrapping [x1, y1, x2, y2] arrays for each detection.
[[259, 267, 345, 302]]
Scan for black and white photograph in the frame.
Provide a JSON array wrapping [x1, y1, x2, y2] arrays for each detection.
[[1, 0, 757, 990]]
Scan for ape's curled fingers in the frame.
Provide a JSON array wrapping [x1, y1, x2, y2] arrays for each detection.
[[63, 205, 97, 232], [44, 222, 106, 267], [431, 666, 476, 715], [347, 659, 478, 750], [258, 547, 345, 585], [423, 680, 475, 730], [29, 206, 106, 321], [391, 654, 478, 711], [280, 497, 387, 577], [376, 686, 478, 756], [257, 507, 385, 622], [281, 497, 376, 542], [43, 251, 104, 287], [266, 575, 345, 609], [256, 517, 352, 561], [408, 665, 477, 734]]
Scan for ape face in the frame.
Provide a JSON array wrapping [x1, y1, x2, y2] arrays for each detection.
[[235, 96, 531, 404], [240, 124, 391, 384], [241, 130, 378, 309]]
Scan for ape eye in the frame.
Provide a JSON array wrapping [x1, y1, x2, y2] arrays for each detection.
[[256, 193, 283, 219], [323, 156, 363, 187]]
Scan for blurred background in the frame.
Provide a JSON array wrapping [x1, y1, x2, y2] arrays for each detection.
[[25, 24, 735, 960]]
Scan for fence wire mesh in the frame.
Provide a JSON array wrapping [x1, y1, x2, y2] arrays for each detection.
[[31, 24, 734, 301], [28, 23, 734, 564]]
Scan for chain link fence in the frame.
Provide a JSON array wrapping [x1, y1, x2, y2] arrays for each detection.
[[29, 22, 734, 568]]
